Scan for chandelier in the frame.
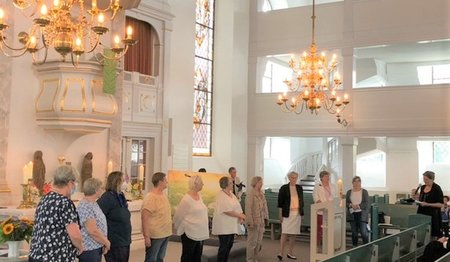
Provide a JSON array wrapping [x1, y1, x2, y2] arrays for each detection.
[[0, 0, 137, 66], [276, 0, 350, 126]]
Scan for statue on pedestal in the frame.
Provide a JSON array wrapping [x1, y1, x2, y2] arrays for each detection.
[[81, 152, 93, 191], [32, 150, 46, 194]]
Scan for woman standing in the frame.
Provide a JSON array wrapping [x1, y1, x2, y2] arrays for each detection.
[[312, 171, 337, 247], [173, 175, 209, 262], [245, 176, 268, 262], [212, 176, 246, 262], [277, 171, 304, 261], [141, 172, 172, 262], [345, 176, 370, 247], [77, 178, 111, 262], [29, 165, 83, 262], [414, 171, 444, 238], [97, 171, 132, 262]]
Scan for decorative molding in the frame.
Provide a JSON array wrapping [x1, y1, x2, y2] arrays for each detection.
[[36, 78, 60, 112], [61, 78, 86, 112]]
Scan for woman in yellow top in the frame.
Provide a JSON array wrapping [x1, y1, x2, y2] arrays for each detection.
[[141, 172, 172, 262]]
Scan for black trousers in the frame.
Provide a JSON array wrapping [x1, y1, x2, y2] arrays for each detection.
[[217, 234, 234, 262], [181, 233, 204, 262], [104, 245, 130, 262]]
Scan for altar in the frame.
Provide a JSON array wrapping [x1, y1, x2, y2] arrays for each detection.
[[0, 199, 144, 241]]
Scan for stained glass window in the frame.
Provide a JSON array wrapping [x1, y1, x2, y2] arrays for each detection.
[[193, 0, 215, 156]]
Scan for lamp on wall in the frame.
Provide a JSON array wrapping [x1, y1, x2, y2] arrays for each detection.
[[0, 0, 137, 66], [276, 0, 350, 126]]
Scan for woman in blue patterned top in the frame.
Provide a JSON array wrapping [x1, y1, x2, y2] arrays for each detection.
[[29, 165, 83, 262], [77, 178, 110, 262]]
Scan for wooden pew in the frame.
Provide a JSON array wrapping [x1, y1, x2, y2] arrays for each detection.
[[323, 222, 430, 262]]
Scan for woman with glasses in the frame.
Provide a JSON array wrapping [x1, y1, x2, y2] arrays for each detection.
[[141, 172, 172, 262], [77, 178, 110, 262], [97, 171, 132, 262], [212, 176, 246, 262], [413, 171, 444, 238], [345, 176, 370, 247], [29, 165, 83, 262]]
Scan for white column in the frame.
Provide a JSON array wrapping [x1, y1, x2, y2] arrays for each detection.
[[247, 136, 265, 184], [338, 136, 358, 193]]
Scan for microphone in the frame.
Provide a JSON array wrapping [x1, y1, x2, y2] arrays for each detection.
[[414, 183, 422, 195]]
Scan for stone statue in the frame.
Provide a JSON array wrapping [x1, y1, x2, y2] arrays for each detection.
[[32, 150, 46, 194], [81, 152, 93, 191]]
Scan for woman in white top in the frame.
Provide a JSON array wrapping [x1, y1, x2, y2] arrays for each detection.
[[312, 171, 337, 247], [345, 176, 370, 247], [212, 176, 246, 262], [173, 175, 209, 262]]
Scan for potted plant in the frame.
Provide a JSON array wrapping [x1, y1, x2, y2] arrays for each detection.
[[0, 216, 34, 257]]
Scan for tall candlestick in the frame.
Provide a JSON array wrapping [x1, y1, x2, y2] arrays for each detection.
[[22, 165, 28, 184], [138, 164, 144, 181], [337, 179, 343, 194], [107, 160, 113, 174]]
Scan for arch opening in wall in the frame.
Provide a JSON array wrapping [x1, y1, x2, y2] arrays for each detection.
[[124, 17, 161, 76]]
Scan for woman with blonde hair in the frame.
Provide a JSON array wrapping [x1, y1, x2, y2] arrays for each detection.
[[245, 176, 268, 261], [173, 175, 209, 262], [277, 171, 304, 260]]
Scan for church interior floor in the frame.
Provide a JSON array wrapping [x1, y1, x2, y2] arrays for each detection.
[[127, 236, 311, 262]]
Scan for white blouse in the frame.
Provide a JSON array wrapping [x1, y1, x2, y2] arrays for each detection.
[[212, 190, 243, 235], [173, 194, 209, 241]]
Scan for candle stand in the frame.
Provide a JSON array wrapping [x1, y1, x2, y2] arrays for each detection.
[[17, 180, 37, 209]]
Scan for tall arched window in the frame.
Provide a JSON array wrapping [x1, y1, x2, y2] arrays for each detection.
[[193, 0, 215, 156], [124, 17, 155, 76]]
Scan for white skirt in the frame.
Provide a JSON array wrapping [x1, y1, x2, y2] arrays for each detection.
[[281, 210, 301, 234]]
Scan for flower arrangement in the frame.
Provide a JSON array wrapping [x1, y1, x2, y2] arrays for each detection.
[[0, 217, 34, 244], [43, 182, 52, 195]]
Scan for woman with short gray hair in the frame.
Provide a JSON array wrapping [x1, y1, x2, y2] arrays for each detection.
[[77, 178, 110, 262], [245, 176, 268, 261], [212, 176, 246, 262], [29, 165, 83, 262]]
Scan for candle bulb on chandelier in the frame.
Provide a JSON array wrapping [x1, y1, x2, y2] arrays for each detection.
[[92, 0, 97, 9], [53, 0, 60, 8], [75, 37, 82, 50], [40, 4, 48, 17], [97, 12, 104, 26], [113, 35, 121, 48], [0, 8, 4, 24], [28, 36, 37, 49], [126, 26, 133, 39]]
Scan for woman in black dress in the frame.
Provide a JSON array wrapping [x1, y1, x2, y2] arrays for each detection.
[[415, 171, 444, 238]]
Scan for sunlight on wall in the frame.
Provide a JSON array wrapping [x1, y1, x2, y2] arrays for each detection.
[[263, 137, 290, 188], [356, 150, 386, 188]]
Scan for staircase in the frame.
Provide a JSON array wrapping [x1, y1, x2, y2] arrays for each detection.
[[289, 151, 323, 193]]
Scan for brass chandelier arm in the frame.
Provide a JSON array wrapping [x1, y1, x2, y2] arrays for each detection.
[[0, 44, 28, 57], [0, 34, 28, 52], [94, 43, 130, 63], [31, 46, 49, 65]]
